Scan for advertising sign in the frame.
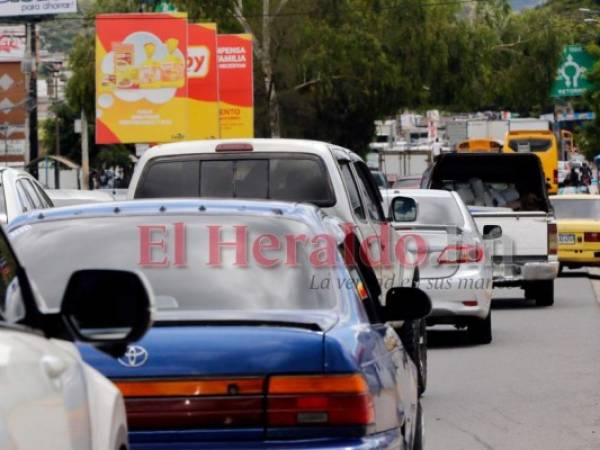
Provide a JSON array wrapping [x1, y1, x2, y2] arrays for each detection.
[[0, 26, 25, 61], [217, 34, 253, 138], [0, 0, 78, 18], [96, 13, 188, 144], [0, 62, 26, 151], [551, 44, 597, 98], [187, 23, 219, 140]]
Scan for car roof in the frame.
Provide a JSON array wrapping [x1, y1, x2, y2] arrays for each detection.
[[140, 138, 356, 161], [8, 198, 339, 238]]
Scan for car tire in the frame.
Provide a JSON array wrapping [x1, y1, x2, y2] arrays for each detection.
[[467, 311, 492, 344], [412, 402, 424, 450], [558, 263, 564, 276], [398, 319, 427, 395], [525, 280, 554, 307]]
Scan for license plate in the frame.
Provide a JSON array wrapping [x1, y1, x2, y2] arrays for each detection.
[[559, 233, 576, 244]]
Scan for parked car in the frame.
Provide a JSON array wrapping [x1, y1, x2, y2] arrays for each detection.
[[0, 167, 53, 224], [382, 189, 494, 344], [9, 199, 431, 450], [421, 153, 558, 306], [0, 221, 153, 450], [550, 194, 600, 272], [126, 138, 427, 394]]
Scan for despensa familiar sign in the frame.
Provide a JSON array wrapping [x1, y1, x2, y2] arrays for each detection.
[[0, 0, 78, 17]]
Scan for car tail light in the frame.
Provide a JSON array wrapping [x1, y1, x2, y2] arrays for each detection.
[[267, 374, 374, 427], [548, 223, 557, 255], [115, 378, 264, 430], [437, 245, 483, 264], [553, 169, 558, 186], [584, 232, 600, 242], [215, 143, 253, 152]]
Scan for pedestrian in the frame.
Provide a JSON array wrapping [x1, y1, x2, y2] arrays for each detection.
[[569, 165, 581, 187]]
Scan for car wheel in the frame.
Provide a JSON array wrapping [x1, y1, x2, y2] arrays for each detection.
[[525, 280, 554, 307], [398, 319, 427, 395], [558, 263, 564, 276], [467, 311, 492, 344], [412, 402, 424, 450]]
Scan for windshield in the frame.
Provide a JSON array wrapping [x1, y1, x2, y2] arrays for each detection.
[[508, 139, 552, 153], [551, 199, 600, 220], [11, 215, 339, 317]]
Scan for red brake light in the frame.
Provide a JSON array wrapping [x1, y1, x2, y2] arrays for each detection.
[[437, 245, 483, 264], [267, 374, 374, 427], [548, 223, 557, 255], [215, 143, 253, 152], [553, 169, 558, 185], [584, 232, 600, 242]]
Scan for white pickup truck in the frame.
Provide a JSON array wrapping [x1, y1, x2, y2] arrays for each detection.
[[421, 153, 558, 306]]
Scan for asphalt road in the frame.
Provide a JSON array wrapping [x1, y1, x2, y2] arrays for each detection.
[[423, 270, 600, 450]]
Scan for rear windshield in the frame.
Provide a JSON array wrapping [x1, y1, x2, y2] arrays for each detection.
[[396, 196, 465, 227], [11, 215, 338, 316], [551, 199, 600, 220], [136, 154, 335, 207], [507, 139, 552, 153]]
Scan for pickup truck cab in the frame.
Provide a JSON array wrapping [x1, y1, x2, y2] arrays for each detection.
[[127, 138, 428, 393], [421, 152, 558, 306]]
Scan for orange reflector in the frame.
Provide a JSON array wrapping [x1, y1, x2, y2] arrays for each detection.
[[115, 378, 263, 398], [269, 374, 368, 395]]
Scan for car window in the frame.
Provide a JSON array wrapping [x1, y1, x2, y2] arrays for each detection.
[[21, 180, 44, 209], [353, 163, 384, 222], [200, 160, 269, 199], [340, 162, 365, 220], [137, 154, 336, 206], [31, 180, 53, 208], [137, 160, 200, 198], [15, 181, 34, 213], [0, 229, 22, 323]]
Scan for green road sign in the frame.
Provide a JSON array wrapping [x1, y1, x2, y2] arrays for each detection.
[[551, 45, 597, 98]]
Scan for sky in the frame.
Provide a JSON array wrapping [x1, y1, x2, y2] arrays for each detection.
[[510, 0, 546, 10]]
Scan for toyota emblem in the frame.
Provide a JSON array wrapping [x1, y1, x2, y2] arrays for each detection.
[[118, 345, 149, 368]]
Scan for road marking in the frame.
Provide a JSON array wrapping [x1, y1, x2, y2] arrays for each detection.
[[587, 268, 600, 306]]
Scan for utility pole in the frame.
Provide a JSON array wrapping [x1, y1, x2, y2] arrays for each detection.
[[81, 109, 89, 190], [25, 22, 38, 176]]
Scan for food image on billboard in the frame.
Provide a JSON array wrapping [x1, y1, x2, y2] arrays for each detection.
[[218, 34, 254, 138], [96, 13, 188, 144], [187, 23, 219, 140]]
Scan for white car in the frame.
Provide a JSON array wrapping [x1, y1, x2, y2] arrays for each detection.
[[383, 189, 495, 344], [0, 224, 154, 449], [0, 168, 53, 224]]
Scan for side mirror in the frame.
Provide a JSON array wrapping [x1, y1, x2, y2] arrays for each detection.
[[389, 196, 418, 222], [384, 287, 431, 321], [483, 225, 502, 240], [60, 269, 154, 355]]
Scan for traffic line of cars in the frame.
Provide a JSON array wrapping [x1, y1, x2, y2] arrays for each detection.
[[1, 138, 569, 450], [1, 139, 434, 450]]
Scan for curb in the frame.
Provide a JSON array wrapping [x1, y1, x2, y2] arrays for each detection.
[[587, 268, 600, 306]]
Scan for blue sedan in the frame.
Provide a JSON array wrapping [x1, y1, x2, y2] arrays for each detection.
[[9, 199, 431, 450]]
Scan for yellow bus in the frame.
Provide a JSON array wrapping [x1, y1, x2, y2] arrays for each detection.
[[457, 139, 502, 153], [502, 130, 559, 194]]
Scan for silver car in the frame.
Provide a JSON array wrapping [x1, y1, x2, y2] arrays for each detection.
[[383, 189, 495, 344]]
